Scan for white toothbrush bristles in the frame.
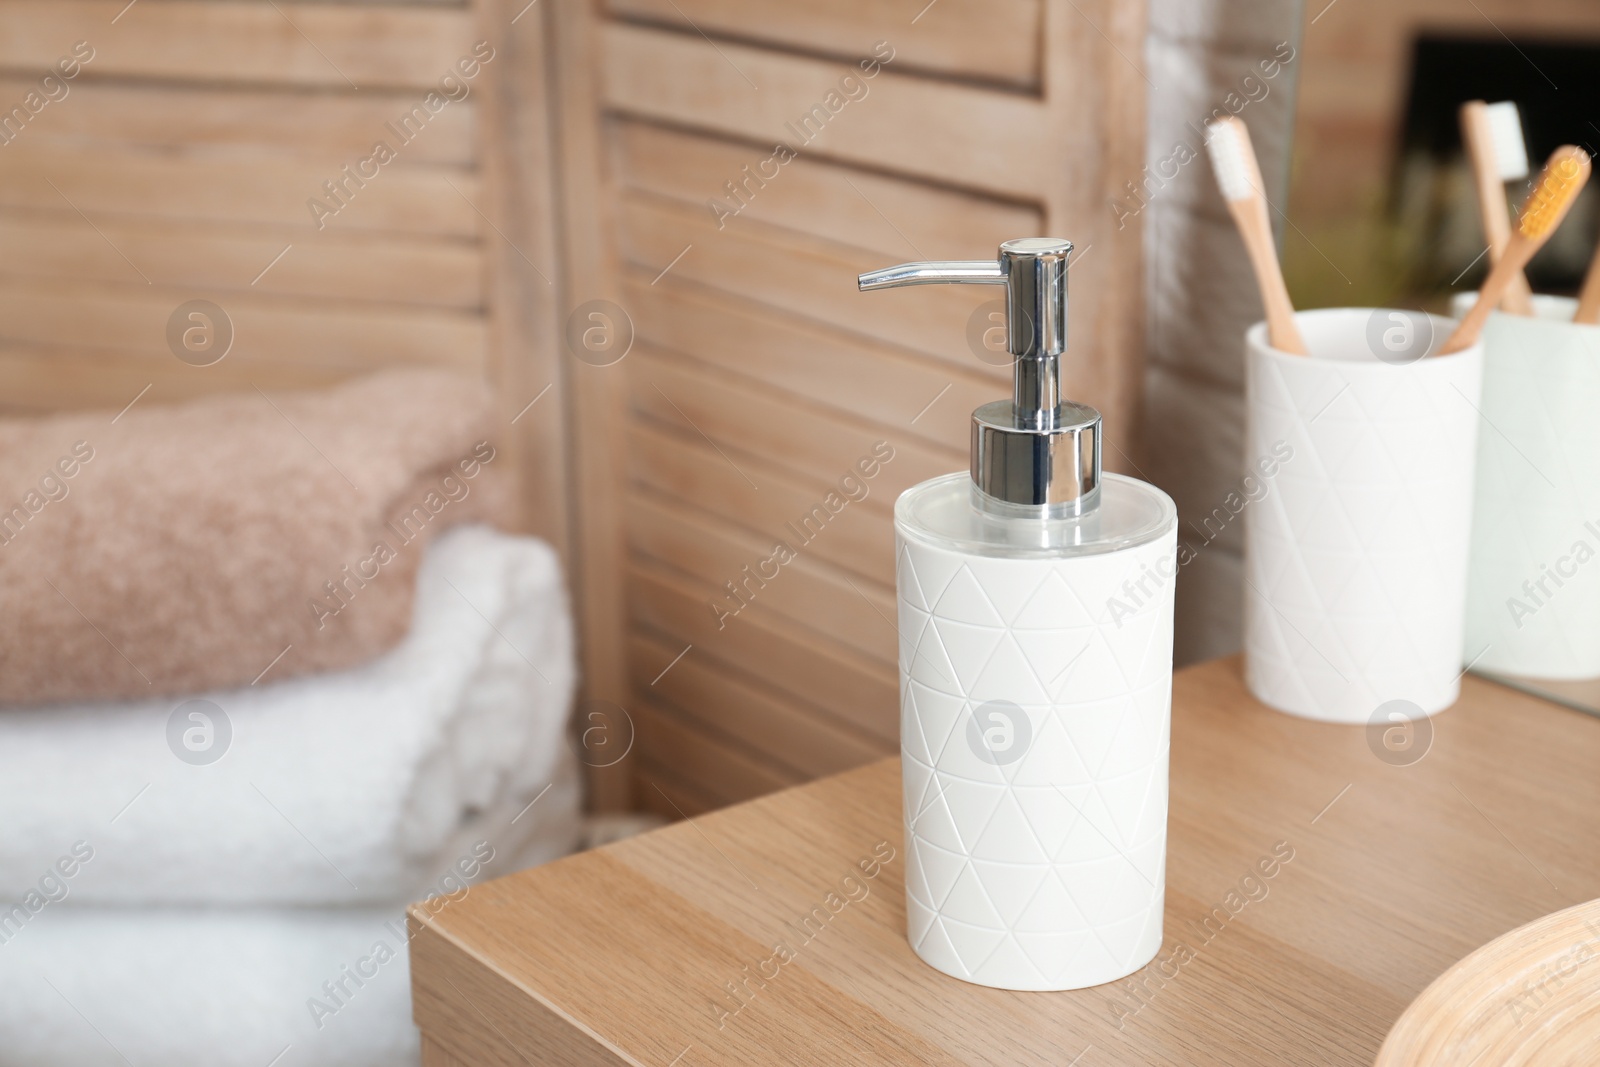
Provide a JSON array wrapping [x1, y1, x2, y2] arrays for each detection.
[[1206, 118, 1260, 204], [1484, 101, 1529, 181]]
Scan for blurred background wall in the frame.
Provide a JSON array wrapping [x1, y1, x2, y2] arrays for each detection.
[[1286, 0, 1600, 307], [1139, 0, 1303, 666], [1149, 0, 1600, 667]]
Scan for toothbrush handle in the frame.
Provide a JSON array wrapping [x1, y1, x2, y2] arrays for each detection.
[[1230, 198, 1306, 355], [1462, 103, 1534, 313], [1497, 242, 1536, 315], [1442, 231, 1538, 353], [1575, 243, 1600, 325]]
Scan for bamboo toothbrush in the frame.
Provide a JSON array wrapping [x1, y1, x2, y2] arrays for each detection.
[[1461, 100, 1535, 313], [1441, 145, 1592, 354], [1574, 239, 1600, 324], [1207, 116, 1306, 354]]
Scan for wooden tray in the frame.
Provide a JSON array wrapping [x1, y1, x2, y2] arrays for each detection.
[[1376, 898, 1600, 1066]]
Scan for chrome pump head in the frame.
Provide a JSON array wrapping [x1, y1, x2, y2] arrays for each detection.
[[858, 238, 1101, 516]]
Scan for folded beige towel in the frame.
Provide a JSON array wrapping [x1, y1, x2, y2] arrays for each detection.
[[0, 370, 508, 705]]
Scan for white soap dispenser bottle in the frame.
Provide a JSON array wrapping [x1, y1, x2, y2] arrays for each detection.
[[860, 239, 1178, 991]]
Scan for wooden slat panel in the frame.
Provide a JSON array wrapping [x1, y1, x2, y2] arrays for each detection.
[[0, 1, 478, 90], [624, 273, 994, 452], [585, 0, 1149, 810], [0, 277, 485, 371], [618, 189, 1011, 375], [614, 120, 1041, 262], [472, 0, 573, 575], [628, 491, 897, 665], [631, 698, 798, 806], [0, 78, 475, 165], [632, 760, 719, 820], [629, 562, 898, 745], [552, 0, 638, 811], [630, 632, 885, 780], [629, 344, 960, 494], [628, 422, 895, 588], [1030, 0, 1149, 465], [0, 143, 479, 236], [606, 0, 1042, 88], [0, 212, 482, 308], [600, 23, 1047, 199], [0, 345, 353, 414]]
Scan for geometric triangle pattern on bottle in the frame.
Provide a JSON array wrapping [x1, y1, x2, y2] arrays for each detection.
[[898, 524, 1176, 991]]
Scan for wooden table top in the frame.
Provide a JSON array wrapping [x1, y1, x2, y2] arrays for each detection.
[[408, 657, 1600, 1067]]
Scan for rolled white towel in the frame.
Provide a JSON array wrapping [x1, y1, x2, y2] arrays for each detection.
[[0, 905, 418, 1067], [0, 525, 581, 905]]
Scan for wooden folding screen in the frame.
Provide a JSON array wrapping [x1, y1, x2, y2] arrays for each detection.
[[0, 0, 1147, 816], [549, 0, 1149, 813]]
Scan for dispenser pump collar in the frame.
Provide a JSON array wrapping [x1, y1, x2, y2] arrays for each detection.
[[858, 238, 1102, 516]]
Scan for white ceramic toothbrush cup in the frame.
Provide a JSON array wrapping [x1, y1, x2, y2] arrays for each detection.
[[1243, 308, 1483, 723], [897, 508, 1177, 991], [1450, 293, 1600, 679]]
